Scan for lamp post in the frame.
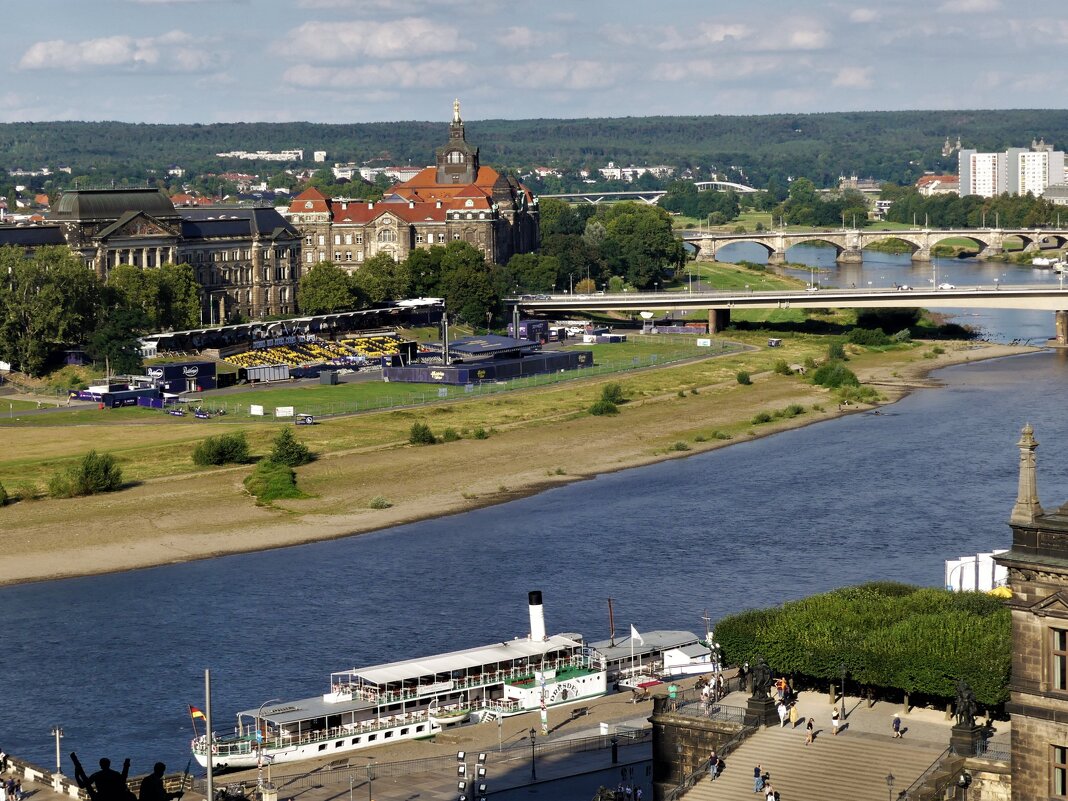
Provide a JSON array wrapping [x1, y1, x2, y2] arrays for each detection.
[[51, 725, 63, 777], [256, 698, 281, 795], [529, 728, 537, 781], [348, 776, 353, 801], [366, 760, 374, 801], [839, 662, 847, 720], [885, 772, 895, 801]]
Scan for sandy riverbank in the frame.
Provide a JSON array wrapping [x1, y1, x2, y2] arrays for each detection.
[[0, 340, 1033, 588]]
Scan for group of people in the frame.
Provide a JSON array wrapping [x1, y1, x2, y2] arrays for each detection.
[[752, 764, 778, 800], [611, 781, 643, 801], [699, 673, 726, 714], [0, 777, 25, 801]]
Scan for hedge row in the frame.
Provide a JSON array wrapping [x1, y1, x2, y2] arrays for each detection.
[[714, 582, 1011, 706]]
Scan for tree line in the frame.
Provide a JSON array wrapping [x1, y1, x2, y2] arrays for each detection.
[[0, 247, 200, 376]]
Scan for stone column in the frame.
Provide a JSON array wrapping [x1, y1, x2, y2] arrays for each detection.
[[708, 308, 731, 334], [251, 237, 265, 318], [1057, 311, 1068, 347], [836, 249, 864, 264], [128, 249, 135, 266], [1010, 423, 1043, 525], [767, 251, 786, 265], [912, 248, 932, 262]]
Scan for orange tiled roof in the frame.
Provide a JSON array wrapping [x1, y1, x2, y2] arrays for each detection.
[[288, 186, 331, 214], [391, 166, 501, 202]]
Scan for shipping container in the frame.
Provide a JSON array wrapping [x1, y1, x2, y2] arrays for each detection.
[[243, 364, 290, 382]]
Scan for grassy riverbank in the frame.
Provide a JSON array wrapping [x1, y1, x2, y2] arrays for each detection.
[[0, 335, 1032, 586]]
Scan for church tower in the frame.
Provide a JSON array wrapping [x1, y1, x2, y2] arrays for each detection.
[[435, 98, 479, 185], [996, 424, 1068, 799]]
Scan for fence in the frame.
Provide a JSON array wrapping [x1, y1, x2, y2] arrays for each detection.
[[662, 724, 757, 801]]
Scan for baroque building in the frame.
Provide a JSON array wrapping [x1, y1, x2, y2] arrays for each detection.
[[287, 100, 539, 269], [996, 425, 1068, 800], [0, 188, 302, 323]]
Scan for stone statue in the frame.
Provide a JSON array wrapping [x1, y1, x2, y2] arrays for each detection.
[[750, 656, 773, 699], [453, 98, 461, 124], [955, 678, 978, 728]]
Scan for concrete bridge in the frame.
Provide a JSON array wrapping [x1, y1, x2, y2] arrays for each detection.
[[680, 227, 1068, 263], [540, 181, 757, 206], [510, 284, 1068, 342]]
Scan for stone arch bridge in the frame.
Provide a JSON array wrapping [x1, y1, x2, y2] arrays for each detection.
[[682, 228, 1068, 263]]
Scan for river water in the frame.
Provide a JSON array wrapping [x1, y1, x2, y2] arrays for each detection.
[[3, 249, 1067, 774]]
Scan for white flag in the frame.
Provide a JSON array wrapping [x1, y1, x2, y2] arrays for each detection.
[[631, 624, 644, 645]]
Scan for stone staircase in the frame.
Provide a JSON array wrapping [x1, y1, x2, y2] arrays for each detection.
[[681, 723, 944, 801]]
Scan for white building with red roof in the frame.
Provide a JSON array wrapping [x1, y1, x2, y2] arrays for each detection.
[[288, 101, 538, 269]]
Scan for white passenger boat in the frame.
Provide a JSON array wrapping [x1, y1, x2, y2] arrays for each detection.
[[192, 591, 607, 769]]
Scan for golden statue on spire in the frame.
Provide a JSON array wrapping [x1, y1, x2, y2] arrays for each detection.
[[453, 98, 461, 124]]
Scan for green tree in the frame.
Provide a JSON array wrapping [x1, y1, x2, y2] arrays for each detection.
[[88, 303, 148, 375], [270, 427, 313, 467], [440, 242, 499, 325], [503, 253, 559, 293], [406, 246, 447, 297], [297, 261, 357, 315], [158, 262, 201, 330], [0, 246, 99, 376], [351, 252, 411, 305], [599, 203, 684, 289]]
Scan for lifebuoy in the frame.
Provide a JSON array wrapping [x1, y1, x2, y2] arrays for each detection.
[[212, 745, 219, 755]]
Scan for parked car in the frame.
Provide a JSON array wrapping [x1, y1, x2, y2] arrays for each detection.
[[938, 282, 956, 290], [806, 285, 820, 292], [897, 284, 913, 290]]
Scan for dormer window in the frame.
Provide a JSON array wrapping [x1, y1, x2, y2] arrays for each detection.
[[304, 201, 314, 209], [465, 199, 475, 207], [448, 151, 465, 164]]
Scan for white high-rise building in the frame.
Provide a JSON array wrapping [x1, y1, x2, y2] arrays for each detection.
[[959, 142, 1065, 198]]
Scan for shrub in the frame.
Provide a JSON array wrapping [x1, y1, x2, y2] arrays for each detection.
[[270, 427, 312, 467], [368, 495, 393, 509], [694, 434, 707, 442], [891, 328, 913, 343], [193, 432, 250, 466], [409, 422, 438, 445], [589, 399, 619, 416], [472, 426, 489, 439], [601, 382, 626, 404], [846, 328, 891, 347], [669, 441, 691, 451], [932, 345, 946, 355], [0, 480, 7, 506], [777, 404, 806, 419], [772, 359, 792, 376], [803, 356, 817, 369], [811, 360, 860, 389], [711, 431, 732, 440], [827, 341, 847, 361], [751, 411, 773, 424], [244, 459, 305, 502], [48, 450, 123, 498], [736, 371, 752, 385], [442, 428, 461, 442], [838, 385, 880, 404]]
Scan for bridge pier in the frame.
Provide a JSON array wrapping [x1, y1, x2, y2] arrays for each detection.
[[767, 251, 786, 265], [837, 249, 864, 264], [912, 248, 932, 262], [708, 308, 731, 334], [979, 246, 1004, 260], [1056, 311, 1068, 346]]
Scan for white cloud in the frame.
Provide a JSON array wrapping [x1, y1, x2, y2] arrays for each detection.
[[504, 59, 616, 91], [18, 30, 221, 73], [939, 0, 1000, 11], [832, 66, 874, 88], [653, 56, 782, 82], [279, 18, 473, 61], [781, 22, 830, 50], [849, 8, 880, 23], [296, 0, 498, 9], [283, 60, 472, 89], [498, 26, 560, 50]]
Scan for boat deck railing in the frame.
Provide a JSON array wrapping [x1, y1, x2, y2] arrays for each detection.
[[333, 655, 593, 705]]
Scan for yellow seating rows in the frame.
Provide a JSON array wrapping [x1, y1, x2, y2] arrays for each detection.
[[225, 335, 405, 369]]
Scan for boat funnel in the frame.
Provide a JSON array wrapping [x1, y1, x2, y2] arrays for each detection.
[[528, 590, 546, 641]]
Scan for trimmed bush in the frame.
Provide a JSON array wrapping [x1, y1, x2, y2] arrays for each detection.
[[847, 328, 892, 346], [409, 422, 438, 445], [270, 427, 312, 467], [714, 583, 1010, 707], [811, 360, 860, 389], [601, 382, 626, 404], [48, 450, 123, 498], [244, 460, 305, 502], [736, 371, 752, 385], [193, 432, 250, 466], [589, 399, 620, 416]]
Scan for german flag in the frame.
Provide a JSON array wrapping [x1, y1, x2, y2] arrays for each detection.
[[189, 705, 207, 720]]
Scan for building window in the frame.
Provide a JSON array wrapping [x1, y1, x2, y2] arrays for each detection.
[[334, 234, 341, 245], [345, 233, 353, 245], [307, 253, 314, 264], [357, 251, 364, 262], [1054, 629, 1068, 691], [1055, 745, 1068, 796], [377, 229, 396, 243], [453, 232, 461, 240], [304, 235, 312, 246], [415, 233, 424, 243], [355, 235, 363, 244], [318, 235, 325, 246], [438, 234, 446, 243], [346, 251, 352, 261]]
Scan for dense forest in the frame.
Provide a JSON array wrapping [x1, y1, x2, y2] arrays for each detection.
[[4, 109, 1068, 193]]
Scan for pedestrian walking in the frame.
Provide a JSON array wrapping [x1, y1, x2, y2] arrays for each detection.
[[777, 701, 788, 727], [832, 706, 841, 735], [636, 789, 643, 801], [893, 713, 902, 738], [753, 764, 763, 793], [789, 702, 799, 728], [668, 682, 678, 710], [707, 750, 718, 782], [13, 782, 21, 801], [805, 717, 814, 745]]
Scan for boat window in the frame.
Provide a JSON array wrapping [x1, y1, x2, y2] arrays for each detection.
[[351, 738, 359, 745], [335, 741, 343, 747], [318, 744, 327, 751], [401, 728, 409, 735], [368, 734, 377, 742], [384, 731, 394, 739], [416, 725, 425, 732]]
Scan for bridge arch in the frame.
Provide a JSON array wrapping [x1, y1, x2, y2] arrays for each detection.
[[786, 235, 847, 255], [927, 232, 992, 251], [860, 235, 925, 256], [710, 238, 776, 260]]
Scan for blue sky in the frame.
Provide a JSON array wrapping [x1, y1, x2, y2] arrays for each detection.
[[2, 0, 1062, 124]]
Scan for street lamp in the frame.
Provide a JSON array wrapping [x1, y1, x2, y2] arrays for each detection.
[[366, 760, 374, 801], [529, 728, 537, 781], [839, 662, 847, 720], [348, 776, 353, 801], [51, 726, 63, 777], [256, 698, 281, 793], [885, 772, 895, 801]]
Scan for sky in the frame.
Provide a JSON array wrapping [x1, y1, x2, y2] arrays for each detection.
[[2, 0, 1064, 125]]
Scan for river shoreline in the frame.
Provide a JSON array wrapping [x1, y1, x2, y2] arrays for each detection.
[[0, 340, 1033, 589]]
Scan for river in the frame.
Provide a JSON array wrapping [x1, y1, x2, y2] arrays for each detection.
[[2, 252, 1066, 775]]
